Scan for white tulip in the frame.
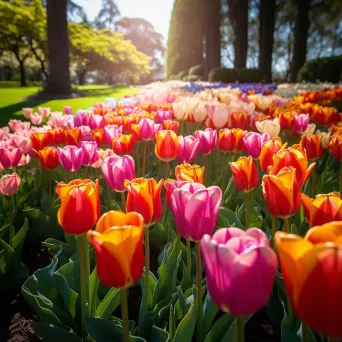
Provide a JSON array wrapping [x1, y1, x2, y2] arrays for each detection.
[[256, 118, 280, 138], [316, 130, 331, 148], [185, 97, 200, 114], [193, 103, 208, 123], [172, 102, 187, 120], [211, 104, 229, 128], [301, 123, 316, 135]]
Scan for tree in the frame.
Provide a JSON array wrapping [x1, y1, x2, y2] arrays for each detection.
[[95, 0, 120, 30], [46, 0, 71, 95], [166, 0, 203, 78], [259, 0, 276, 81]]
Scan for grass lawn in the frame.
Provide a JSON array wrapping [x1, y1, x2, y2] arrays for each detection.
[[0, 84, 139, 126]]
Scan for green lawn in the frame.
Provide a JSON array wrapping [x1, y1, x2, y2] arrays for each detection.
[[0, 84, 139, 126]]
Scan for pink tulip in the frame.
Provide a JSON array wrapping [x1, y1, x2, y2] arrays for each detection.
[[64, 106, 72, 115], [156, 109, 173, 123], [139, 118, 162, 141], [104, 125, 122, 145], [23, 108, 33, 119], [243, 132, 270, 159], [29, 113, 43, 126], [0, 128, 11, 141], [57, 146, 84, 171], [0, 173, 21, 196], [0, 148, 23, 169], [207, 103, 229, 129], [10, 135, 31, 154], [177, 136, 200, 163], [79, 141, 99, 166], [169, 183, 222, 241], [101, 155, 135, 192], [91, 149, 116, 168], [164, 180, 189, 206], [167, 94, 175, 103], [201, 228, 277, 316], [79, 126, 93, 142], [8, 120, 30, 132], [0, 162, 4, 173], [194, 128, 217, 155], [47, 112, 70, 128], [38, 107, 51, 118], [89, 114, 105, 129], [294, 114, 309, 134], [18, 154, 30, 167]]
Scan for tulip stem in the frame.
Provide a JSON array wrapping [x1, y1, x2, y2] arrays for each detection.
[[340, 161, 342, 196], [85, 166, 89, 179], [8, 196, 13, 248], [121, 287, 130, 342], [236, 316, 245, 342], [186, 239, 192, 286], [121, 192, 126, 213], [311, 166, 317, 197], [195, 242, 203, 342], [165, 161, 169, 179], [245, 192, 250, 229], [144, 226, 150, 310], [136, 143, 141, 176], [48, 170, 52, 216], [283, 217, 289, 233], [142, 142, 148, 177], [221, 153, 226, 190], [83, 235, 90, 304], [77, 236, 87, 334], [302, 323, 309, 342]]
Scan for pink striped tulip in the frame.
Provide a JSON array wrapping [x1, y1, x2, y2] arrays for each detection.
[[139, 118, 162, 141], [194, 128, 217, 155], [201, 227, 277, 315], [0, 173, 21, 196], [176, 136, 200, 163], [79, 141, 99, 166], [29, 113, 43, 126], [169, 183, 222, 241], [0, 148, 23, 169], [294, 114, 310, 134], [89, 114, 105, 129], [243, 132, 270, 159], [104, 125, 122, 145], [23, 108, 33, 119], [207, 103, 229, 129], [57, 146, 84, 171], [101, 155, 135, 192]]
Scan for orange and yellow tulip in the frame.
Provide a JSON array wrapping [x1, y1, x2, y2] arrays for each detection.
[[125, 178, 163, 226], [56, 179, 101, 235], [327, 135, 342, 160], [275, 222, 342, 338], [175, 163, 205, 184], [64, 128, 82, 146], [155, 130, 179, 162], [269, 144, 315, 187], [279, 112, 295, 130], [46, 128, 65, 145], [217, 128, 246, 153], [301, 192, 342, 226], [30, 132, 48, 151], [163, 120, 179, 134], [230, 112, 249, 130], [87, 211, 144, 288], [262, 167, 301, 218], [34, 146, 59, 169], [112, 134, 134, 155], [300, 134, 323, 160], [92, 128, 105, 146], [259, 137, 285, 172], [229, 156, 259, 192]]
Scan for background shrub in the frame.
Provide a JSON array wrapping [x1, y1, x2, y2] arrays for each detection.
[[208, 68, 238, 83]]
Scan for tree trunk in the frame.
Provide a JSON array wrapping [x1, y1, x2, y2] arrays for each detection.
[[46, 0, 71, 95], [259, 0, 276, 82], [19, 60, 27, 87], [290, 0, 311, 82], [78, 70, 86, 85], [229, 0, 248, 70]]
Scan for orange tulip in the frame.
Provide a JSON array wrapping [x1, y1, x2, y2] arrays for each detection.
[[301, 192, 342, 227], [262, 167, 301, 218], [163, 120, 179, 134], [92, 128, 105, 146], [275, 222, 342, 338], [175, 163, 205, 184], [229, 156, 259, 192], [112, 134, 134, 155], [46, 128, 65, 145], [123, 115, 140, 132], [311, 105, 340, 126], [217, 128, 246, 153], [279, 112, 295, 130], [56, 179, 101, 235], [124, 178, 163, 226], [155, 130, 179, 162], [327, 135, 342, 160], [34, 146, 59, 169], [269, 144, 315, 187], [131, 123, 141, 142], [230, 112, 249, 130], [30, 132, 48, 151], [300, 134, 323, 160], [87, 211, 144, 288], [64, 128, 82, 146], [259, 137, 284, 172]]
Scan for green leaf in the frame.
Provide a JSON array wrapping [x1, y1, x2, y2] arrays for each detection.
[[217, 207, 245, 229], [95, 287, 121, 319], [31, 322, 81, 342], [173, 301, 197, 342], [202, 293, 219, 337], [150, 325, 171, 342], [89, 267, 100, 316], [43, 238, 77, 264], [204, 313, 234, 342], [169, 304, 176, 340], [221, 315, 252, 341], [174, 286, 187, 319], [12, 218, 29, 251]]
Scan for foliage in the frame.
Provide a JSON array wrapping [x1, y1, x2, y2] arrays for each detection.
[[94, 0, 120, 31], [183, 75, 203, 82], [189, 65, 204, 78], [208, 68, 238, 83], [177, 70, 188, 80], [297, 56, 342, 83], [237, 68, 262, 83]]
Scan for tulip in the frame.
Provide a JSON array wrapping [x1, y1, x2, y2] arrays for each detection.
[[301, 192, 342, 227], [0, 148, 23, 169], [79, 141, 99, 166], [311, 105, 340, 126], [104, 125, 122, 145], [217, 128, 246, 153], [201, 227, 277, 315], [270, 144, 315, 187], [9, 120, 30, 132], [46, 128, 65, 145], [293, 113, 309, 134], [56, 179, 100, 234], [102, 155, 135, 192], [231, 112, 249, 130], [327, 135, 342, 160], [112, 134, 134, 155], [29, 113, 43, 126], [18, 154, 30, 167], [65, 128, 82, 146], [125, 178, 163, 226], [38, 107, 51, 118], [193, 104, 208, 123], [163, 120, 179, 134], [168, 182, 222, 241], [195, 128, 217, 155], [139, 118, 162, 141], [57, 145, 84, 171], [207, 104, 229, 129], [163, 179, 189, 206], [262, 167, 301, 218], [9, 135, 31, 155], [279, 112, 295, 130], [259, 137, 284, 172], [243, 132, 270, 159], [74, 112, 89, 127], [229, 156, 259, 192], [300, 134, 323, 160], [175, 163, 205, 183], [30, 132, 48, 151], [0, 173, 21, 196], [302, 123, 316, 135], [64, 106, 72, 115], [177, 135, 200, 163], [87, 210, 144, 288], [89, 114, 105, 130], [23, 108, 33, 119], [275, 222, 342, 338], [34, 147, 59, 169], [255, 118, 280, 138], [172, 101, 187, 120], [155, 130, 179, 162], [185, 97, 200, 114], [156, 109, 173, 123]]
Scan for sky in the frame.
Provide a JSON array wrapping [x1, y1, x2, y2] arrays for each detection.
[[75, 0, 175, 44]]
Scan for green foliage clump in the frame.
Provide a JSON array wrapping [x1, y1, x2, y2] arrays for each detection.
[[189, 64, 204, 78], [297, 56, 342, 83], [183, 75, 203, 82], [178, 70, 189, 80], [237, 69, 262, 83], [209, 68, 238, 83]]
